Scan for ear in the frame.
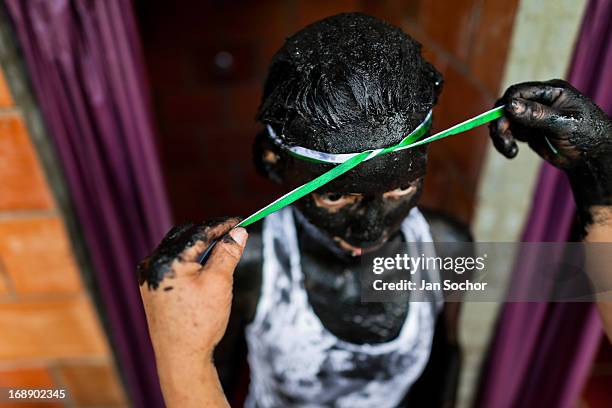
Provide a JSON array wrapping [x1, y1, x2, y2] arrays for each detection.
[[253, 129, 285, 184], [425, 62, 444, 104]]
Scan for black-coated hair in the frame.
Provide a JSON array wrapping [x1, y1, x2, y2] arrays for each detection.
[[256, 12, 442, 154]]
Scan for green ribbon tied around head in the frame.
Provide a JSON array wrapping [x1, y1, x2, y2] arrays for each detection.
[[237, 105, 506, 228]]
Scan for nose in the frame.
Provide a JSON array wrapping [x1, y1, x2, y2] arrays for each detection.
[[349, 199, 385, 244]]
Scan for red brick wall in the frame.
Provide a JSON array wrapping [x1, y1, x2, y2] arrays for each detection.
[[139, 0, 518, 225], [0, 66, 127, 407]]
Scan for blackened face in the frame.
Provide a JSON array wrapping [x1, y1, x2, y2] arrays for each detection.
[[283, 144, 428, 257]]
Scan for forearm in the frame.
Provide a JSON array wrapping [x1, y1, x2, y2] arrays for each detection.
[[156, 358, 229, 408], [582, 206, 612, 342], [569, 150, 612, 342]]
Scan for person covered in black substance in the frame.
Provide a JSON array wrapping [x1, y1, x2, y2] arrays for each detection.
[[205, 13, 469, 408], [215, 12, 468, 408], [137, 11, 612, 408]]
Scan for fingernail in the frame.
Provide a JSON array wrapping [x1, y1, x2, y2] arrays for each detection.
[[229, 228, 248, 247], [510, 99, 525, 114]]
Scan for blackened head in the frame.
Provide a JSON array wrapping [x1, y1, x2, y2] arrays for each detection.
[[254, 13, 443, 257], [257, 12, 442, 153]]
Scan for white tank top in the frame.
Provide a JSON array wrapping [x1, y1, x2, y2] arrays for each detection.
[[245, 207, 442, 408]]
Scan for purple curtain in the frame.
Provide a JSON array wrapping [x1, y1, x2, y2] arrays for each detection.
[[4, 1, 170, 407], [476, 1, 611, 407]]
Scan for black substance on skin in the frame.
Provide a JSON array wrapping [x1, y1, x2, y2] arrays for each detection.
[[255, 12, 439, 252], [563, 98, 612, 229], [299, 228, 413, 343], [490, 79, 612, 233], [137, 217, 239, 290], [252, 13, 442, 343], [294, 150, 425, 249], [257, 12, 442, 154]]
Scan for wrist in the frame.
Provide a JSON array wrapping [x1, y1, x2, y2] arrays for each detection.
[[568, 160, 612, 229], [157, 359, 226, 408], [155, 347, 214, 383], [156, 354, 212, 388], [583, 206, 612, 240]]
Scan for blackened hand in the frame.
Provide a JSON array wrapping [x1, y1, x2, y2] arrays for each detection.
[[138, 217, 248, 366], [138, 217, 241, 290], [490, 79, 612, 221]]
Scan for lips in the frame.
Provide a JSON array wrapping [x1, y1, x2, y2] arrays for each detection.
[[333, 234, 388, 257]]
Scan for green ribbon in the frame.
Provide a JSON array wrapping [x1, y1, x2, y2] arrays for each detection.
[[237, 105, 505, 228]]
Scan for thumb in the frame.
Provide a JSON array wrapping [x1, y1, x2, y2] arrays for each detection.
[[201, 228, 248, 278], [506, 97, 564, 133]]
